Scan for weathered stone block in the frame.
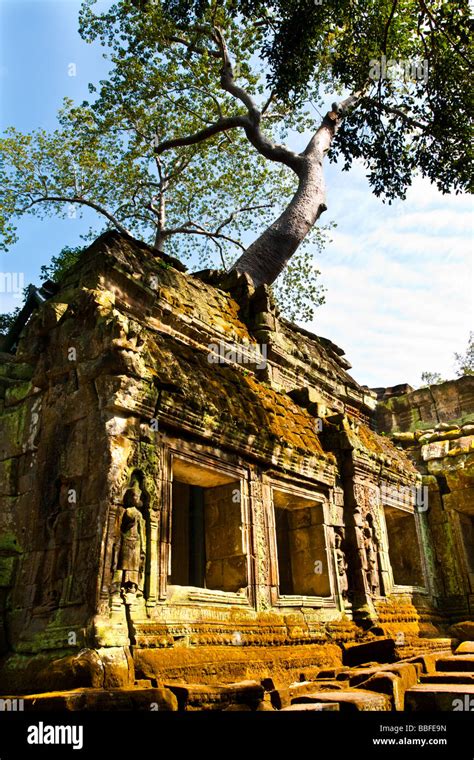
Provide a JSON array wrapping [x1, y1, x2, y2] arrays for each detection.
[[291, 689, 391, 711], [455, 641, 474, 655], [405, 683, 474, 711], [435, 655, 474, 672], [166, 680, 264, 711], [342, 638, 396, 666], [447, 620, 474, 644], [421, 440, 450, 461], [10, 687, 178, 711]]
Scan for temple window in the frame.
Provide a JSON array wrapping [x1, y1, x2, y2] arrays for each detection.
[[383, 504, 424, 587], [169, 458, 247, 593], [272, 488, 331, 597]]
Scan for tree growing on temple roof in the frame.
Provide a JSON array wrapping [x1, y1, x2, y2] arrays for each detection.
[[94, 0, 472, 286], [0, 0, 472, 315]]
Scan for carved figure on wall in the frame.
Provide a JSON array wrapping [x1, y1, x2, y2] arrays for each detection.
[[363, 516, 380, 596], [334, 528, 349, 599], [36, 479, 75, 612], [117, 483, 147, 597]]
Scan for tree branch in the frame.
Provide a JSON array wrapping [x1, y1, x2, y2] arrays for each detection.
[[417, 0, 472, 69], [215, 203, 272, 235], [212, 26, 303, 173], [166, 34, 220, 58], [382, 0, 399, 55], [162, 222, 246, 251], [365, 97, 429, 131], [155, 26, 302, 172], [18, 195, 132, 236], [154, 115, 247, 155]]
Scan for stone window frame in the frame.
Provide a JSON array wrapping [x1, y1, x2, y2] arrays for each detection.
[[267, 481, 338, 609], [161, 444, 253, 607], [379, 496, 429, 596]]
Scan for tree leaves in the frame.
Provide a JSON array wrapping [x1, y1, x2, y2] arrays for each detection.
[[1, 0, 328, 320]]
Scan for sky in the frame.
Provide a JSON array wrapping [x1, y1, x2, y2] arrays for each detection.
[[0, 0, 472, 389]]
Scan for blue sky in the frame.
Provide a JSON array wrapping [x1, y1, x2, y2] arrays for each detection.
[[1, 0, 472, 388]]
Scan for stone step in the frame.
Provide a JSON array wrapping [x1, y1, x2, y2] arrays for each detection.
[[291, 689, 390, 712], [405, 684, 474, 711], [421, 673, 474, 684], [435, 655, 474, 673]]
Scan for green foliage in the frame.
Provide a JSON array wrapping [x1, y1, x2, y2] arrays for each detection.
[[419, 371, 444, 387], [0, 307, 20, 336], [272, 228, 329, 322], [5, 0, 470, 325], [165, 0, 473, 200], [0, 0, 327, 321], [39, 245, 87, 283], [454, 331, 474, 377]]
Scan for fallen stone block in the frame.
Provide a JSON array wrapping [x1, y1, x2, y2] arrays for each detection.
[[337, 661, 417, 690], [405, 684, 474, 711], [281, 703, 340, 711], [267, 688, 290, 709], [291, 689, 391, 711], [421, 673, 474, 685], [342, 638, 396, 667], [3, 687, 178, 711], [405, 651, 450, 674], [435, 656, 474, 673], [165, 680, 264, 711], [355, 672, 404, 711], [449, 621, 474, 642], [455, 641, 474, 655]]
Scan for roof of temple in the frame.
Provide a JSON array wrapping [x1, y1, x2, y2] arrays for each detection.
[[1, 230, 415, 476]]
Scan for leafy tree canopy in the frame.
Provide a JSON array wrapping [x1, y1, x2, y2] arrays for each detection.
[[163, 0, 473, 199], [1, 0, 472, 331]]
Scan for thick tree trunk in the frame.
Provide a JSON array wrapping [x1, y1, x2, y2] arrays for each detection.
[[231, 155, 327, 287], [230, 109, 342, 288], [153, 228, 166, 253], [152, 193, 166, 253]]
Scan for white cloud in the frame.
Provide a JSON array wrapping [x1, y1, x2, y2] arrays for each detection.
[[308, 166, 473, 389]]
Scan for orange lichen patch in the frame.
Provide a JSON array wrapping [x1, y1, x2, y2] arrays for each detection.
[[357, 423, 417, 473], [243, 375, 328, 458], [145, 331, 332, 460], [172, 279, 251, 343], [149, 265, 251, 341], [103, 235, 252, 345]]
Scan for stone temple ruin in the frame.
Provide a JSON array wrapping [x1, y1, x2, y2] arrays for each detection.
[[0, 231, 473, 711]]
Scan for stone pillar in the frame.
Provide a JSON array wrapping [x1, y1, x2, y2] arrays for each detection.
[[348, 480, 385, 625], [249, 469, 272, 610]]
